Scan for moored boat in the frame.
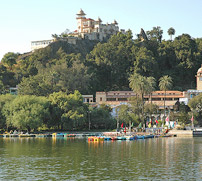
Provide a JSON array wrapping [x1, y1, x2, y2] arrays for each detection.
[[66, 134, 76, 137], [19, 134, 35, 137], [111, 137, 117, 140], [117, 136, 126, 140], [136, 135, 145, 139], [145, 135, 154, 139], [52, 133, 64, 137]]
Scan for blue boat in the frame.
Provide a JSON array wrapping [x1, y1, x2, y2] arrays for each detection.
[[145, 135, 154, 139], [104, 137, 112, 141], [136, 135, 145, 139]]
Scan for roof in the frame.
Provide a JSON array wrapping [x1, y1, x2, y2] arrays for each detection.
[[76, 9, 86, 16]]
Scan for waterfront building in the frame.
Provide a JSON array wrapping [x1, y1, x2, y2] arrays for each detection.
[[96, 90, 185, 110]]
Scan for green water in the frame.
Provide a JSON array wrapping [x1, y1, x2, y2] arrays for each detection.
[[0, 137, 202, 180]]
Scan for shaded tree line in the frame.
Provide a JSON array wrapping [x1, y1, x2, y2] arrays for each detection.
[[0, 91, 115, 132]]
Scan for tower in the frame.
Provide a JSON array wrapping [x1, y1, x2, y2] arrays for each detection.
[[76, 9, 86, 33], [196, 65, 202, 90]]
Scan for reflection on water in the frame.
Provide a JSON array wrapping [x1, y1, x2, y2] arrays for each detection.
[[0, 137, 202, 180]]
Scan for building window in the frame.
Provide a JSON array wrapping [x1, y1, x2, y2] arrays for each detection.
[[100, 97, 102, 101], [152, 98, 161, 101], [174, 98, 179, 101], [106, 98, 116, 101], [165, 98, 173, 101], [200, 77, 202, 81], [118, 98, 127, 101]]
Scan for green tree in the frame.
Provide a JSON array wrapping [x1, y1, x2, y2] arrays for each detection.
[[3, 95, 51, 131], [90, 104, 115, 130], [1, 52, 18, 70], [144, 103, 158, 124], [167, 27, 175, 41], [116, 104, 138, 132], [159, 75, 173, 121], [0, 94, 16, 129], [129, 73, 156, 126], [146, 26, 163, 42], [188, 93, 202, 126], [133, 47, 158, 77], [87, 31, 134, 91], [49, 91, 88, 130], [18, 74, 58, 96]]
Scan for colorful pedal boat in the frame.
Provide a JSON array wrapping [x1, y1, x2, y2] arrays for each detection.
[[52, 133, 64, 137], [88, 136, 104, 141], [111, 137, 117, 140]]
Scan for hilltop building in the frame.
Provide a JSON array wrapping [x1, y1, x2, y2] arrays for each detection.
[[31, 9, 124, 51], [68, 9, 122, 41], [31, 40, 53, 51]]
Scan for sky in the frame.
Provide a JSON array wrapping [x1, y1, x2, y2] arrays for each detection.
[[0, 0, 202, 60]]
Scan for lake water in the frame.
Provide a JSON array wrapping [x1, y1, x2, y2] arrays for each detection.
[[0, 137, 202, 180]]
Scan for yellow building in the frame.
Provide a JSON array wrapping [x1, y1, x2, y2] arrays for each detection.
[[96, 90, 185, 110]]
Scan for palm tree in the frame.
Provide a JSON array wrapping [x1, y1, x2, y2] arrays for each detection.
[[129, 73, 156, 127], [147, 77, 156, 104], [167, 27, 175, 41], [159, 75, 173, 122]]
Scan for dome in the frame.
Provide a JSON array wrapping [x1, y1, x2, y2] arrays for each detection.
[[197, 65, 202, 73], [76, 9, 86, 16]]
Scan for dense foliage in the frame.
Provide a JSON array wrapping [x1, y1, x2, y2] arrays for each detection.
[[1, 27, 202, 129], [0, 92, 114, 131], [1, 28, 202, 94]]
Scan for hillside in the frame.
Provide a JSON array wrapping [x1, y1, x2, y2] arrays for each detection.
[[1, 29, 202, 96]]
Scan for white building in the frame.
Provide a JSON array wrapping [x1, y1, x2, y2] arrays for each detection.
[[69, 9, 121, 41], [31, 40, 53, 51]]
